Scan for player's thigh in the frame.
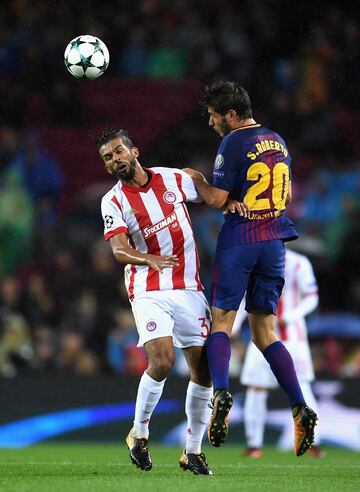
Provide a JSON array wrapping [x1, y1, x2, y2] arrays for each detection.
[[211, 243, 260, 311], [241, 341, 278, 388], [131, 291, 175, 347], [144, 336, 175, 369], [246, 240, 285, 314], [171, 290, 211, 349]]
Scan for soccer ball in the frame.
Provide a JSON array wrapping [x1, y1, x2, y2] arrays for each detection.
[[64, 35, 109, 80]]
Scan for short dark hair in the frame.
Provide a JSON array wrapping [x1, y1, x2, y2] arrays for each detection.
[[96, 129, 134, 149], [200, 81, 252, 119]]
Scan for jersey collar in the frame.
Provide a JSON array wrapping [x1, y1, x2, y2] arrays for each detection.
[[120, 168, 156, 193], [231, 123, 261, 132]]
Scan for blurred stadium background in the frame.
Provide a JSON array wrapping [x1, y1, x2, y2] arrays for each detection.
[[0, 0, 360, 451]]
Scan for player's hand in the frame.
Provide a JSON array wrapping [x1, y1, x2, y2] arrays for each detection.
[[223, 199, 250, 218], [146, 254, 179, 273], [182, 168, 205, 181]]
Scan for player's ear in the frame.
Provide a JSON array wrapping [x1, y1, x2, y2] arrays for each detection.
[[132, 147, 140, 158], [228, 109, 237, 120]]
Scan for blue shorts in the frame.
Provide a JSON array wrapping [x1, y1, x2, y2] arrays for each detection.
[[211, 239, 285, 313]]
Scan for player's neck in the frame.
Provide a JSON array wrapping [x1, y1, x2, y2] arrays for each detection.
[[127, 167, 151, 188], [232, 118, 257, 130]]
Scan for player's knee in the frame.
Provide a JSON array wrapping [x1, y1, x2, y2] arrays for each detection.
[[252, 331, 275, 352], [149, 355, 175, 379], [251, 323, 277, 351]]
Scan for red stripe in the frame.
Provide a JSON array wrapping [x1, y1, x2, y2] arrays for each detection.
[[155, 174, 185, 289], [182, 203, 203, 290], [258, 221, 267, 241], [175, 172, 187, 201], [121, 189, 160, 291], [303, 291, 318, 297], [127, 236, 137, 300], [111, 195, 122, 210], [104, 226, 128, 241]]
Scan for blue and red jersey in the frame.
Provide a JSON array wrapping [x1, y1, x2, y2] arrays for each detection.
[[212, 124, 298, 249]]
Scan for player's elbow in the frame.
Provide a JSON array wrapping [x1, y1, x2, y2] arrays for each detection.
[[112, 246, 129, 264], [208, 196, 227, 208]]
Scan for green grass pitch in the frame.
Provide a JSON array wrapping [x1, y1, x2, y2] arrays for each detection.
[[0, 444, 359, 492]]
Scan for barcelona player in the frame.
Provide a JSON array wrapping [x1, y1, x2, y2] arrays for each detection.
[[235, 247, 323, 457], [183, 81, 318, 456]]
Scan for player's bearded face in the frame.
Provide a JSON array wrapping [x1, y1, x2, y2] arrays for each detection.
[[209, 109, 232, 137], [113, 156, 137, 181], [216, 117, 232, 137]]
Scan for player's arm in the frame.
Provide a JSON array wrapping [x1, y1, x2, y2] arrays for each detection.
[[182, 168, 229, 208], [281, 256, 319, 323], [109, 232, 179, 272]]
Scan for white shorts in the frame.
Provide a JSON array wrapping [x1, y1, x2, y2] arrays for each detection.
[[130, 289, 211, 348], [240, 340, 315, 388]]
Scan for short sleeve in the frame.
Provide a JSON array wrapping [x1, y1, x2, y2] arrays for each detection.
[[212, 136, 240, 192], [176, 170, 202, 203], [101, 194, 128, 241]]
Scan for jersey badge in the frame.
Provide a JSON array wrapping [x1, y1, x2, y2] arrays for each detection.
[[214, 154, 224, 169], [163, 190, 176, 204], [104, 215, 114, 228], [146, 320, 157, 331]]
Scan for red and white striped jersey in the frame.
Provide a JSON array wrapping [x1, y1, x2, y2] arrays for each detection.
[[101, 167, 203, 300], [276, 249, 318, 342]]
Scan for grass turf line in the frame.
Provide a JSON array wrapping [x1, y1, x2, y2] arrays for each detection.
[[0, 444, 359, 492]]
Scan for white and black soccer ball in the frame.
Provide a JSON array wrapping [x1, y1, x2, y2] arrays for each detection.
[[64, 35, 109, 80]]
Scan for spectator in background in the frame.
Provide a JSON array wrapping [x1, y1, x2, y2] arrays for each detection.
[[0, 127, 19, 173], [9, 130, 64, 210], [21, 272, 59, 330], [107, 309, 147, 375], [118, 27, 149, 77], [148, 30, 187, 80], [0, 168, 34, 276], [0, 313, 33, 377], [57, 331, 100, 377], [0, 277, 24, 318]]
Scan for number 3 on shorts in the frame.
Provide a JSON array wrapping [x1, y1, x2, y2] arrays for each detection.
[[199, 317, 210, 338]]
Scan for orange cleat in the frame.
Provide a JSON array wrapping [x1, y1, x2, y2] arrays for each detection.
[[208, 390, 233, 447], [308, 445, 326, 458], [293, 405, 318, 456], [244, 447, 263, 458]]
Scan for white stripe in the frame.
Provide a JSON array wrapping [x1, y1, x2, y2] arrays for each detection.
[[177, 204, 197, 289], [120, 192, 150, 298], [157, 170, 199, 288], [140, 188, 174, 291]]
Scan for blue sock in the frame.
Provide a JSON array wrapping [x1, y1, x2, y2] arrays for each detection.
[[263, 341, 305, 408], [206, 332, 231, 392]]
